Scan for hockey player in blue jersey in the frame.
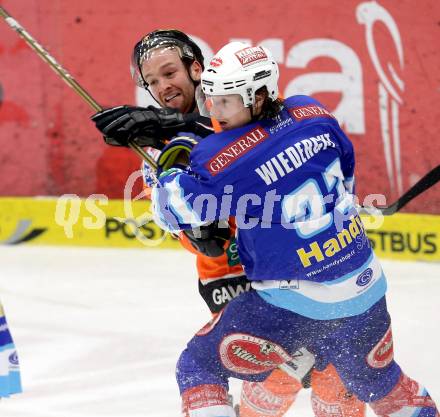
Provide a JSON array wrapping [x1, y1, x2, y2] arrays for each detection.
[[0, 301, 22, 398], [92, 30, 370, 417], [151, 41, 438, 417]]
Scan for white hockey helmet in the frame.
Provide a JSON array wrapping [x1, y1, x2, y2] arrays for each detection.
[[201, 42, 279, 107]]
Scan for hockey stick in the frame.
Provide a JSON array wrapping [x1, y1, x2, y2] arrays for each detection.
[[0, 6, 157, 169], [359, 164, 440, 215]]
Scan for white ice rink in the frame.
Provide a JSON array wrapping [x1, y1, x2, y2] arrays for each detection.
[[0, 246, 439, 417]]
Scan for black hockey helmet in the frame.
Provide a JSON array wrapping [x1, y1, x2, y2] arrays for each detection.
[[131, 29, 205, 89]]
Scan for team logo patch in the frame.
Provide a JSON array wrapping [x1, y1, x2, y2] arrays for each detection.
[[196, 310, 224, 336], [206, 126, 269, 175], [356, 268, 373, 286], [219, 333, 292, 374], [210, 57, 223, 67], [367, 326, 394, 368], [235, 46, 268, 67], [226, 238, 240, 266], [9, 351, 19, 366], [290, 105, 335, 121]]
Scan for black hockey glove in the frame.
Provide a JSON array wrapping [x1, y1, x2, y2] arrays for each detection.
[[91, 105, 197, 149], [184, 221, 230, 258]]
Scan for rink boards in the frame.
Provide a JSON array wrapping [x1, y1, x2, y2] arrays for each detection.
[[0, 197, 439, 262]]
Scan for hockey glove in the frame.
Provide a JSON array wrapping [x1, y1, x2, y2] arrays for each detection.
[[91, 105, 197, 149], [156, 133, 200, 176], [184, 221, 230, 257]]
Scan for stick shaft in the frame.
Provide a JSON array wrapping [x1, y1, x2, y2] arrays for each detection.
[[0, 6, 157, 168], [359, 164, 440, 215]]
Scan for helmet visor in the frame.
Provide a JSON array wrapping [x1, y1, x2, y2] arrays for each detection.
[[205, 94, 251, 131]]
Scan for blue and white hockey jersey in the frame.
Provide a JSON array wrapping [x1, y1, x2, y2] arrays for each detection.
[[152, 95, 386, 319]]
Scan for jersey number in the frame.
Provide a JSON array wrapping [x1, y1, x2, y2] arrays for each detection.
[[281, 159, 348, 238]]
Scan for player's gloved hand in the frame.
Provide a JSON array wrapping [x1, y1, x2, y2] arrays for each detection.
[[184, 220, 230, 257], [91, 105, 195, 149], [156, 133, 201, 176]]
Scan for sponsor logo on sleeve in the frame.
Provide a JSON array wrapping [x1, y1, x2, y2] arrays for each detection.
[[181, 384, 229, 414], [235, 46, 268, 67], [289, 106, 335, 122], [206, 127, 269, 175], [366, 326, 394, 368], [311, 392, 344, 417], [242, 381, 284, 413], [219, 333, 292, 374]]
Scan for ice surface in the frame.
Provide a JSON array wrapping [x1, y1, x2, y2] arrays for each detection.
[[0, 246, 438, 416]]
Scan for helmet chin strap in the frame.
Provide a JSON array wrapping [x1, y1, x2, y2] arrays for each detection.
[[146, 87, 162, 107], [188, 69, 205, 114], [249, 101, 263, 122], [189, 99, 198, 113]]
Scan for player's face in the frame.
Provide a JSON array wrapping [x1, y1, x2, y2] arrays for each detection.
[[141, 48, 201, 114], [207, 94, 252, 130]]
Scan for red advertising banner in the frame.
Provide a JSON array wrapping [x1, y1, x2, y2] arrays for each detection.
[[1, 0, 439, 213]]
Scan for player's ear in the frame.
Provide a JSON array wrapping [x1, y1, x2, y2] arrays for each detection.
[[189, 60, 203, 82], [253, 89, 267, 116]]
